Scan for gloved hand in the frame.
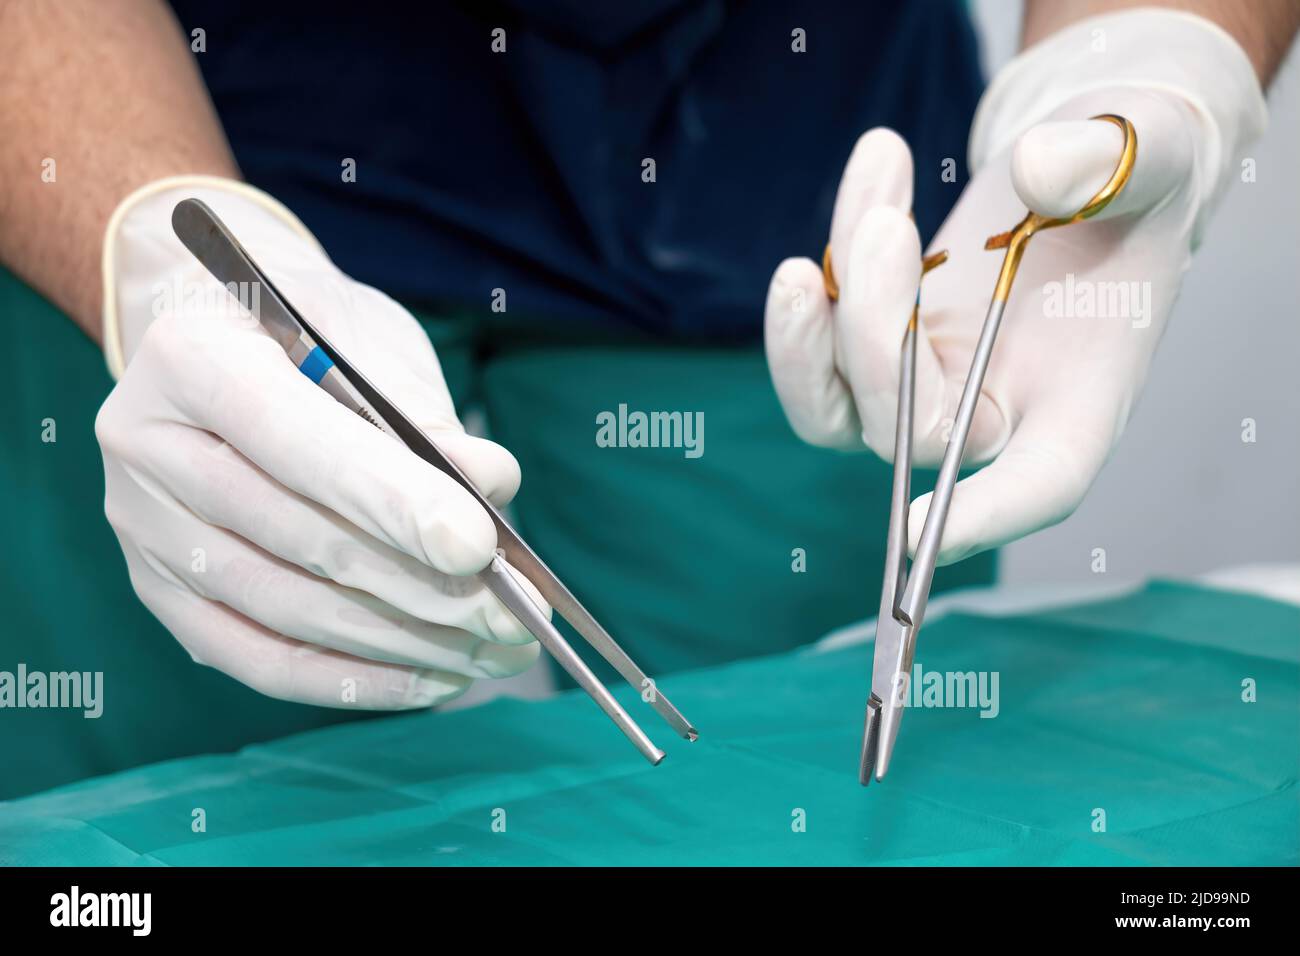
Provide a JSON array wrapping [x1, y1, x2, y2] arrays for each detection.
[[766, 9, 1266, 565], [96, 177, 542, 708]]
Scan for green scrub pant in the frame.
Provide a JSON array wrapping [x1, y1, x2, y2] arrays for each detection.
[[0, 267, 993, 798]]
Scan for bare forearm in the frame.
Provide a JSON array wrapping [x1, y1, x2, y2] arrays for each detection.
[[1023, 0, 1300, 85], [0, 0, 238, 341]]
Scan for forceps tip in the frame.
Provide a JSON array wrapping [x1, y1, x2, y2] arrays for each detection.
[[859, 696, 882, 787], [874, 745, 894, 783]]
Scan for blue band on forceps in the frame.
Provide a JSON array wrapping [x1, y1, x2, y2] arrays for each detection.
[[298, 346, 334, 384]]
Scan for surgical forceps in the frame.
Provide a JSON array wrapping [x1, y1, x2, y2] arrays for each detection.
[[171, 198, 698, 765], [823, 114, 1137, 785]]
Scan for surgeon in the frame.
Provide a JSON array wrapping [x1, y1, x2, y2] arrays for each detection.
[[0, 0, 1294, 798]]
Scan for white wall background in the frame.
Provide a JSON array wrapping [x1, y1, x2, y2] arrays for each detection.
[[972, 0, 1300, 587]]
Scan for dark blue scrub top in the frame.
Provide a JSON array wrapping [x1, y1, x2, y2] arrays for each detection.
[[168, 1, 984, 341]]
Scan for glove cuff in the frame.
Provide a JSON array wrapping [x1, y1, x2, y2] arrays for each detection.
[[101, 175, 325, 379], [970, 8, 1267, 227]]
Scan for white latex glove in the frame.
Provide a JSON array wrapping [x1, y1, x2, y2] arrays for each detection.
[[766, 9, 1266, 565], [96, 177, 542, 708]]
